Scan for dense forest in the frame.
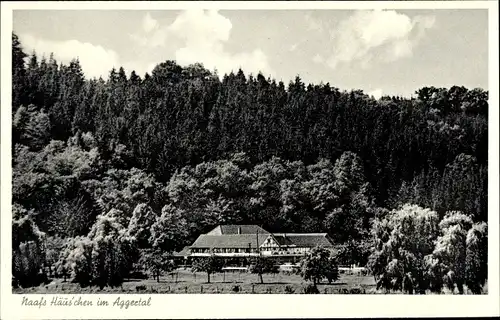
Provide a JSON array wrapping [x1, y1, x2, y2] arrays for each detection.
[[11, 32, 488, 292]]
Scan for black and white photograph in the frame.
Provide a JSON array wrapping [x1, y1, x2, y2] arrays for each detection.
[[1, 0, 499, 319]]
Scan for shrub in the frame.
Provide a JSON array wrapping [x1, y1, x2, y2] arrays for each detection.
[[231, 285, 240, 293], [284, 285, 295, 294], [349, 287, 363, 294], [136, 285, 146, 292], [303, 284, 320, 294]]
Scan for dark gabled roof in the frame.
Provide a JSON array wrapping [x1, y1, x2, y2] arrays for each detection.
[[272, 233, 334, 248], [190, 234, 267, 248], [206, 225, 270, 235]]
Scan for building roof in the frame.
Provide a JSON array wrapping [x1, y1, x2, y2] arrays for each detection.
[[206, 224, 270, 235], [173, 246, 191, 257], [190, 234, 267, 249], [191, 225, 334, 250], [272, 233, 334, 248]]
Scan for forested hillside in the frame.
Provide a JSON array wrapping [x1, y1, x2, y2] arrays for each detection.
[[11, 32, 488, 291]]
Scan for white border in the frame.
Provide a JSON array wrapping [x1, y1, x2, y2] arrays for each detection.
[[1, 1, 499, 319]]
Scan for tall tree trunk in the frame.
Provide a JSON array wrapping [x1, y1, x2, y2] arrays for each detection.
[[259, 273, 264, 284], [207, 272, 211, 283]]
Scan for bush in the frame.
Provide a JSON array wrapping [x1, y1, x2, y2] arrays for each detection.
[[136, 285, 146, 292], [284, 285, 295, 294], [303, 284, 320, 294], [349, 287, 363, 294], [232, 285, 240, 293]]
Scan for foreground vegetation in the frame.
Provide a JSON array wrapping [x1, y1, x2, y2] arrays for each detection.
[[13, 271, 374, 294], [11, 32, 488, 294], [13, 269, 487, 294]]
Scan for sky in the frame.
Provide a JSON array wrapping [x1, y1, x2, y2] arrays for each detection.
[[13, 9, 488, 98]]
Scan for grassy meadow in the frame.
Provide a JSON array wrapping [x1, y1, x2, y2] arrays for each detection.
[[13, 268, 376, 294]]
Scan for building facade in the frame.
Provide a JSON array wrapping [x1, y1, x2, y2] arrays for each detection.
[[184, 225, 335, 264]]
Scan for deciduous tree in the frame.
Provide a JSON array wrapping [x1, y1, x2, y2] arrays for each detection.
[[249, 256, 278, 284], [192, 256, 224, 283], [300, 246, 338, 286]]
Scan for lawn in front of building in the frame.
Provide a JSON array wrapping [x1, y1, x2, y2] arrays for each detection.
[[13, 268, 376, 294]]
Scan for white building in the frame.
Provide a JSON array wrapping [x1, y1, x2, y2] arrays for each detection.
[[187, 225, 335, 263]]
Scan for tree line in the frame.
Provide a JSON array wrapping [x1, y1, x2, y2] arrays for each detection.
[[11, 33, 488, 293]]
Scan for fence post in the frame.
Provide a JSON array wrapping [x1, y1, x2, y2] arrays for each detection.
[[185, 286, 188, 293], [252, 284, 255, 294]]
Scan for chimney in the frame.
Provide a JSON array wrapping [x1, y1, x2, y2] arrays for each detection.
[[238, 227, 241, 234]]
